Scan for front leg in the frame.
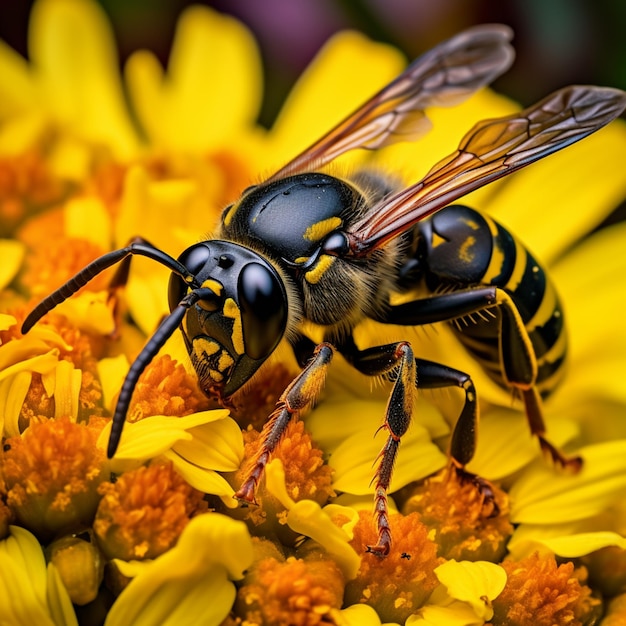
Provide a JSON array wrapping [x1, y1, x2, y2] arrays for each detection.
[[234, 342, 333, 503], [339, 339, 416, 556], [340, 335, 497, 555]]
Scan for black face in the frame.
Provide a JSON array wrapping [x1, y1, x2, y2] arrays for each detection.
[[222, 173, 358, 266], [168, 240, 288, 398]]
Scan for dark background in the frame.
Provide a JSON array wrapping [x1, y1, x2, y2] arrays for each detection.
[[1, 0, 625, 128]]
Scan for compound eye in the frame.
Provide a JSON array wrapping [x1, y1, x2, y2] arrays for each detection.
[[177, 243, 212, 275], [238, 262, 287, 360], [168, 243, 212, 311]]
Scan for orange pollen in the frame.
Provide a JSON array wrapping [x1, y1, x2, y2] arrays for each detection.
[[402, 468, 513, 561], [93, 461, 208, 561], [491, 553, 601, 626], [0, 149, 67, 237], [344, 510, 443, 624], [126, 354, 211, 423], [235, 555, 345, 626], [20, 235, 109, 299], [1, 417, 106, 540], [236, 419, 335, 517]]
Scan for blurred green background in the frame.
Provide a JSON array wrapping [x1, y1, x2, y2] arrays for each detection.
[[1, 0, 625, 128]]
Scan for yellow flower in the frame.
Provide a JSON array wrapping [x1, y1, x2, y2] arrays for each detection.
[[1, 0, 626, 624], [106, 513, 253, 625], [0, 525, 77, 626]]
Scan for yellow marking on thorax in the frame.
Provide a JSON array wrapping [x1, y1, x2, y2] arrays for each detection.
[[201, 279, 223, 296], [461, 217, 481, 230], [223, 297, 245, 355], [303, 217, 342, 241], [304, 255, 336, 284], [221, 203, 238, 227], [430, 231, 447, 248], [482, 215, 505, 284]]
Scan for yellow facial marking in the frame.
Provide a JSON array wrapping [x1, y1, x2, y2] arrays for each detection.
[[209, 369, 224, 382], [218, 351, 235, 372], [223, 297, 245, 355], [192, 337, 220, 363], [303, 217, 342, 242], [304, 255, 336, 285], [458, 236, 476, 263], [201, 279, 223, 296]]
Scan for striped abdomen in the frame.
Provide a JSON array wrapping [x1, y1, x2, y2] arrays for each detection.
[[417, 204, 567, 397]]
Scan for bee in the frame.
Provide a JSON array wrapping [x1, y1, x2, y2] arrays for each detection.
[[22, 25, 626, 556]]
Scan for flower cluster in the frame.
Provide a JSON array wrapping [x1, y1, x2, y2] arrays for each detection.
[[1, 1, 626, 624]]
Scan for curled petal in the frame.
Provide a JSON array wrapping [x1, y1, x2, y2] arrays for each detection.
[[434, 560, 507, 621], [106, 514, 252, 625], [286, 499, 361, 581]]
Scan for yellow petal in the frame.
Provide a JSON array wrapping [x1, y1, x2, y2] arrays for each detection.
[[0, 38, 37, 116], [98, 416, 193, 466], [265, 458, 297, 510], [105, 514, 252, 626], [43, 358, 81, 420], [172, 415, 244, 472], [510, 440, 626, 524], [64, 196, 112, 250], [269, 31, 405, 171], [466, 407, 579, 480], [0, 314, 17, 332], [407, 601, 485, 626], [46, 563, 79, 626], [434, 560, 507, 621], [378, 87, 518, 187], [286, 499, 361, 580], [0, 349, 59, 384], [0, 526, 68, 626], [329, 414, 446, 494], [0, 239, 25, 289], [486, 119, 626, 265], [550, 222, 626, 404], [0, 371, 31, 437], [126, 6, 261, 152], [508, 522, 626, 560], [337, 603, 386, 626], [29, 0, 139, 158], [163, 449, 237, 507], [96, 355, 129, 412]]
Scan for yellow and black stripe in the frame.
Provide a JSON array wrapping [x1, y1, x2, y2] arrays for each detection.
[[418, 205, 566, 398]]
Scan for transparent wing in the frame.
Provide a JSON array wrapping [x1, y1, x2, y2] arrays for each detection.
[[347, 85, 626, 255], [266, 24, 514, 182]]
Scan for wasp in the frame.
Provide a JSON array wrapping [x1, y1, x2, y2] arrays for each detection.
[[22, 25, 626, 556]]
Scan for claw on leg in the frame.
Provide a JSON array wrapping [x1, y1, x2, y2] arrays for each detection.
[[451, 463, 500, 518], [538, 435, 583, 473], [366, 485, 393, 557]]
